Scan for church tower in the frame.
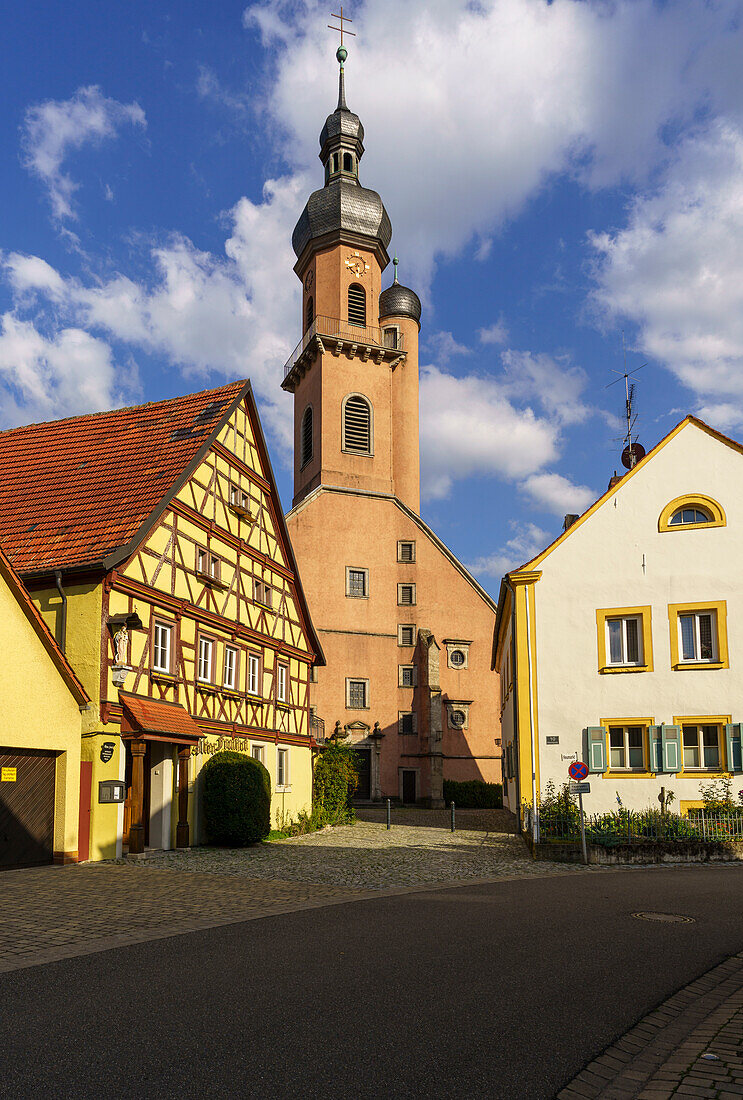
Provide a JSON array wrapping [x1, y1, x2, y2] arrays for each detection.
[[284, 48, 501, 806], [282, 46, 422, 513]]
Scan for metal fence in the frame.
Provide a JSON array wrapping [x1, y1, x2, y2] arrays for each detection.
[[283, 315, 405, 378], [525, 808, 743, 846]]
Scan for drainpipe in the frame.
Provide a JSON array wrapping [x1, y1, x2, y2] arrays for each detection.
[[54, 570, 67, 654]]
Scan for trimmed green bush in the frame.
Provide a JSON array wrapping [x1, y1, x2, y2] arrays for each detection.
[[442, 779, 503, 808], [202, 750, 271, 845]]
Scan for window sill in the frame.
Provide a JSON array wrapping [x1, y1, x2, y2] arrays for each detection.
[[346, 594, 369, 599], [605, 770, 656, 778], [599, 664, 652, 674], [275, 785, 292, 794], [672, 661, 727, 671], [254, 601, 274, 611], [221, 688, 243, 700], [150, 671, 179, 684], [196, 572, 227, 590], [679, 768, 730, 777], [229, 505, 254, 520], [276, 702, 291, 711], [196, 683, 218, 695], [245, 693, 264, 705]]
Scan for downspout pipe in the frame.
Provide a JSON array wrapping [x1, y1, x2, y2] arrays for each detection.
[[54, 569, 67, 654]]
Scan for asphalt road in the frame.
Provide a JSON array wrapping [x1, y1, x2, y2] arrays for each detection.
[[3, 863, 743, 1100]]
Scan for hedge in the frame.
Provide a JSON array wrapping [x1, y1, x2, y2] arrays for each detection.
[[442, 779, 503, 808], [202, 750, 271, 845]]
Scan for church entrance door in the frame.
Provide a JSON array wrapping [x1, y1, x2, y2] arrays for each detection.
[[401, 770, 417, 804], [354, 748, 371, 800]]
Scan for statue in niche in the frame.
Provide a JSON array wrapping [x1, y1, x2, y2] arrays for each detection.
[[113, 625, 128, 664]]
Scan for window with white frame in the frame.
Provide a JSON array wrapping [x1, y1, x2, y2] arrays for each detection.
[[398, 624, 416, 647], [678, 611, 716, 662], [277, 747, 289, 788], [399, 665, 416, 688], [197, 637, 213, 683], [347, 678, 368, 709], [251, 744, 265, 765], [346, 567, 369, 598], [670, 506, 713, 526], [606, 616, 643, 666], [397, 540, 416, 563], [398, 583, 416, 606], [248, 653, 261, 696], [152, 621, 172, 673], [608, 725, 646, 770], [277, 663, 288, 703], [223, 646, 238, 690], [682, 724, 721, 769]]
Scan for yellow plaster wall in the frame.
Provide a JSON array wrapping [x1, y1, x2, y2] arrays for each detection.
[[0, 576, 83, 859]]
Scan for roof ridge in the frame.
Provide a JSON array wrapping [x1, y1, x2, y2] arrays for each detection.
[[0, 378, 248, 437]]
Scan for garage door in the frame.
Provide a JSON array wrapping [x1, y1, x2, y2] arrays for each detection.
[[0, 749, 56, 870]]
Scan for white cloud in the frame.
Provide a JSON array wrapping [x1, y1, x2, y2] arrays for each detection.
[[521, 472, 595, 516], [21, 85, 146, 220], [467, 522, 549, 579], [0, 313, 125, 427], [478, 319, 509, 346], [591, 120, 743, 415], [3, 173, 308, 451], [500, 349, 590, 427], [244, 0, 743, 294], [197, 66, 250, 118], [419, 365, 560, 500]]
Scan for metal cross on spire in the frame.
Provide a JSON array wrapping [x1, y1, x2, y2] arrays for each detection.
[[328, 7, 356, 50]]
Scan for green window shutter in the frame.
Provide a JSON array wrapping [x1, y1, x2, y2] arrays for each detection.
[[649, 725, 663, 772], [586, 726, 606, 773], [661, 724, 681, 773], [725, 724, 743, 773]]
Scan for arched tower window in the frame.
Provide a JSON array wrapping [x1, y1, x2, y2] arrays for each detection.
[[343, 152, 354, 173], [348, 284, 366, 327], [300, 405, 313, 468], [342, 394, 373, 455], [305, 295, 314, 332]]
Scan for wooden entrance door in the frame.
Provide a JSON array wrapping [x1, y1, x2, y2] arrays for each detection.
[[0, 748, 56, 870], [354, 749, 371, 800], [401, 770, 417, 805], [123, 741, 151, 850]]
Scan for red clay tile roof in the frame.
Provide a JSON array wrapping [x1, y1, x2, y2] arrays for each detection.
[[0, 543, 89, 704], [0, 380, 247, 575], [119, 692, 202, 742]]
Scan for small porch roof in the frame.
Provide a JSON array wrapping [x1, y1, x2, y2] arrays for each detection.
[[119, 692, 202, 746]]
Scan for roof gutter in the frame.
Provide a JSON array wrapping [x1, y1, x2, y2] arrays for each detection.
[[54, 570, 67, 655]]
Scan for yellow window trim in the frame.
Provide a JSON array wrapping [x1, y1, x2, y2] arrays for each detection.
[[668, 600, 729, 670], [658, 493, 726, 533], [673, 713, 732, 776], [596, 606, 653, 673], [601, 717, 655, 776]]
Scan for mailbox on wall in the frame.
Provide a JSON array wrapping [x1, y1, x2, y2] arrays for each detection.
[[98, 780, 126, 804]]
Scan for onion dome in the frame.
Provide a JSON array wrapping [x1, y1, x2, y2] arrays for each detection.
[[292, 49, 392, 264], [379, 257, 422, 326]]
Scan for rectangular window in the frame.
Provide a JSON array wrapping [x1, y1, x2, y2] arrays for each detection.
[[346, 567, 369, 598], [196, 547, 220, 580], [399, 712, 416, 735], [277, 748, 289, 788], [383, 326, 400, 350], [608, 725, 646, 770], [596, 606, 653, 673], [399, 665, 416, 688], [196, 547, 207, 574], [398, 624, 416, 647], [398, 583, 416, 606], [248, 653, 261, 696], [197, 637, 213, 683], [254, 580, 273, 608], [152, 621, 172, 673], [606, 616, 642, 666], [347, 679, 368, 709], [682, 725, 721, 769], [251, 744, 265, 765], [679, 612, 716, 662], [223, 646, 238, 690], [397, 541, 416, 563], [277, 663, 288, 703]]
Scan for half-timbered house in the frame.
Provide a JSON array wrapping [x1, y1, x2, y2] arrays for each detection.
[[0, 380, 323, 860]]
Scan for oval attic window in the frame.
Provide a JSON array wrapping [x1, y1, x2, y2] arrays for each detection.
[[669, 506, 713, 526], [450, 650, 465, 667]]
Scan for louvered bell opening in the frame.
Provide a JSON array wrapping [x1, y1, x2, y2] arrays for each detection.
[[348, 284, 366, 327], [300, 406, 313, 468], [305, 295, 314, 333], [343, 396, 371, 454]]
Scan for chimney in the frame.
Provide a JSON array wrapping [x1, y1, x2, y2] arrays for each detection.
[[562, 514, 579, 531], [608, 470, 623, 490]]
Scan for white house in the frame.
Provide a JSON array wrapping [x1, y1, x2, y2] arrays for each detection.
[[493, 416, 743, 825]]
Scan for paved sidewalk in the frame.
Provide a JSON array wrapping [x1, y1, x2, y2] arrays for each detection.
[[559, 952, 743, 1099]]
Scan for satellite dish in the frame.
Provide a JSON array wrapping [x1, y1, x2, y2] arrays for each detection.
[[621, 442, 646, 470]]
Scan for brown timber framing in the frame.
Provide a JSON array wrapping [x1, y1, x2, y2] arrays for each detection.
[[99, 701, 310, 747]]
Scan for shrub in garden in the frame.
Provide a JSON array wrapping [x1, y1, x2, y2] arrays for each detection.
[[202, 750, 271, 845], [313, 737, 359, 825], [442, 779, 502, 808]]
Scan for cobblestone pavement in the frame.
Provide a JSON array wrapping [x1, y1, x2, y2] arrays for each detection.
[[560, 951, 743, 1099], [117, 809, 607, 888]]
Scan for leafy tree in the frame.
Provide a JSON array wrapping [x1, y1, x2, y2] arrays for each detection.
[[313, 736, 359, 825]]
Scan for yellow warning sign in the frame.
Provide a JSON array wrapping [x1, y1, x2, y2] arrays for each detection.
[[1, 767, 17, 782]]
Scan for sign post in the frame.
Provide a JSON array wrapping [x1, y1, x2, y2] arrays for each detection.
[[568, 761, 590, 865]]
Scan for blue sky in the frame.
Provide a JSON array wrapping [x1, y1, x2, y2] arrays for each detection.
[[2, 1, 743, 597]]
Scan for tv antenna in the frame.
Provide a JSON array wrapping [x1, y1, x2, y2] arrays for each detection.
[[606, 333, 647, 470]]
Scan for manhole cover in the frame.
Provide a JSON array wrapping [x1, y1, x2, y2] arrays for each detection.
[[632, 911, 695, 924]]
